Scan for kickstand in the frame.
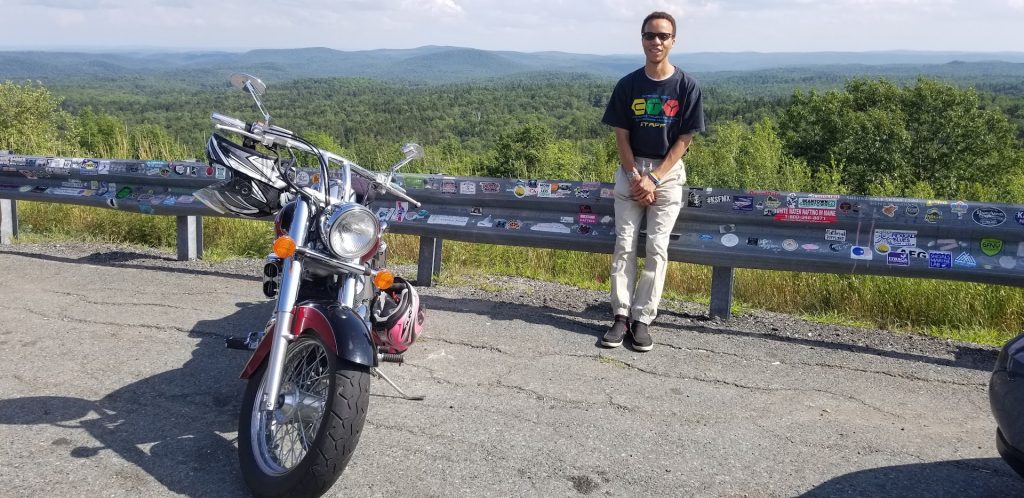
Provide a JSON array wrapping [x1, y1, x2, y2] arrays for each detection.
[[371, 368, 426, 401]]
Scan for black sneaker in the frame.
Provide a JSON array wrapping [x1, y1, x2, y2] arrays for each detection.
[[630, 321, 653, 352], [600, 315, 630, 348]]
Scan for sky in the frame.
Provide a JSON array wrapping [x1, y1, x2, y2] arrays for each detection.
[[2, 0, 1024, 54]]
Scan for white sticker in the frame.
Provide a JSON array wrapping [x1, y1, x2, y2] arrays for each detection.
[[460, 181, 476, 195], [537, 182, 552, 198], [874, 229, 917, 249], [530, 223, 571, 234], [392, 202, 409, 222], [427, 215, 469, 226], [851, 246, 874, 260], [477, 216, 493, 227], [376, 208, 396, 223], [1000, 256, 1017, 269], [560, 217, 575, 224], [1017, 242, 1024, 258], [46, 187, 86, 196], [99, 161, 110, 174], [825, 229, 846, 242], [783, 239, 798, 252], [721, 234, 739, 247]]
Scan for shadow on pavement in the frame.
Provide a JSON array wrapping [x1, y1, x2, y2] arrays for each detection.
[[799, 458, 1024, 497], [422, 294, 998, 372], [0, 300, 271, 497]]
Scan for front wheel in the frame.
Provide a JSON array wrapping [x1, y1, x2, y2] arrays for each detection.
[[238, 334, 370, 497]]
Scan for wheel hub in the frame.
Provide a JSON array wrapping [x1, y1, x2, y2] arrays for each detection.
[[274, 381, 326, 425]]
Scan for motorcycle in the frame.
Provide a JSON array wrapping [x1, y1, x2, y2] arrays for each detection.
[[990, 332, 1024, 479], [194, 73, 427, 497]]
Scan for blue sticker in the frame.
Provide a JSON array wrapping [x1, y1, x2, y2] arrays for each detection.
[[1016, 211, 1024, 226], [850, 246, 873, 260], [928, 251, 953, 269], [698, 234, 714, 241], [887, 252, 910, 267], [954, 252, 977, 268], [733, 196, 754, 211]]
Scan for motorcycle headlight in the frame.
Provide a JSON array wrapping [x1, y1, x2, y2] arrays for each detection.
[[320, 204, 380, 260]]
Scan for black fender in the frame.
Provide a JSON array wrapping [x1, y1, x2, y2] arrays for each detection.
[[240, 301, 376, 379]]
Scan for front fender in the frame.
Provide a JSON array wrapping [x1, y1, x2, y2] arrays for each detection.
[[240, 301, 376, 379]]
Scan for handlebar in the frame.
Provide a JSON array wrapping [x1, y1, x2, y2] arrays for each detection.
[[211, 112, 246, 130], [210, 112, 421, 208]]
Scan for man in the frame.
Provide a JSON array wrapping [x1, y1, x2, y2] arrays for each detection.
[[600, 11, 705, 352]]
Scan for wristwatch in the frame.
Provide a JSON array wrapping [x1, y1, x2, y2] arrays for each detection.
[[629, 169, 641, 181]]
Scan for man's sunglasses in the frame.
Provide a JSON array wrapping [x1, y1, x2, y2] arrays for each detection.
[[641, 32, 673, 42]]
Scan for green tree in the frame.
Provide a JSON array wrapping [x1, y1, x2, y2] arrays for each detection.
[[781, 78, 1022, 200], [0, 81, 78, 155], [490, 123, 552, 178]]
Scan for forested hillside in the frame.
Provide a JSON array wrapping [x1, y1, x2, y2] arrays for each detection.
[[4, 70, 1014, 205]]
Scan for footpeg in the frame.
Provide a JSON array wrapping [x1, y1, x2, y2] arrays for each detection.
[[225, 329, 264, 351], [225, 336, 251, 350], [379, 353, 404, 364]]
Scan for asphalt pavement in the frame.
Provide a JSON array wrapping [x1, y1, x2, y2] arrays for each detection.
[[0, 243, 1020, 497]]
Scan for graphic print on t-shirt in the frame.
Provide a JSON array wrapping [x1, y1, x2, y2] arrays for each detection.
[[631, 96, 681, 129]]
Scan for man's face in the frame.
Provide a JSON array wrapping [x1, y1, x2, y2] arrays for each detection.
[[642, 18, 675, 64]]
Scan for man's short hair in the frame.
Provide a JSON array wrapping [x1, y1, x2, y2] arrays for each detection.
[[641, 11, 676, 37]]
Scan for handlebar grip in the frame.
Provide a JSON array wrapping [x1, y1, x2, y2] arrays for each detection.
[[211, 112, 247, 129]]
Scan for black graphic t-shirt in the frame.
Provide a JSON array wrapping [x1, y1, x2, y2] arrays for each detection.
[[601, 66, 705, 159]]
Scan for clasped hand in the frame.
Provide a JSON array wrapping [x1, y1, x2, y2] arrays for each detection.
[[630, 175, 657, 207]]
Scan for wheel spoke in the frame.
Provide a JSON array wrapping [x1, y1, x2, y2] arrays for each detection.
[[250, 337, 334, 477]]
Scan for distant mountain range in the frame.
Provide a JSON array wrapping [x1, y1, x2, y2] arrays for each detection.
[[2, 46, 1024, 85]]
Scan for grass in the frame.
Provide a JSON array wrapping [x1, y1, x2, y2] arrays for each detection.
[[12, 202, 1024, 346]]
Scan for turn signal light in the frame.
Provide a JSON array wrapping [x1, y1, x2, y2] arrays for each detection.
[[373, 270, 395, 290], [273, 236, 297, 259]]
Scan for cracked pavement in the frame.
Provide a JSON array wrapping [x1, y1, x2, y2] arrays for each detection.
[[0, 242, 1021, 497]]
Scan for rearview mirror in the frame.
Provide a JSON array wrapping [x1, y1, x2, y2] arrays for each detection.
[[229, 73, 267, 96], [401, 143, 424, 161]]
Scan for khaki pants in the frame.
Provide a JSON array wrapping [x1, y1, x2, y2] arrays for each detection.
[[610, 158, 685, 325]]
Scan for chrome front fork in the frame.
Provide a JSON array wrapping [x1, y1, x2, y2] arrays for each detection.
[[262, 198, 310, 411]]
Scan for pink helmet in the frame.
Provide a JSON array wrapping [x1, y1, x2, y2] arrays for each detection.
[[371, 277, 425, 354]]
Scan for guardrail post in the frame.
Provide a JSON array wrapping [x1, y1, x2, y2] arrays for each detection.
[[1, 199, 17, 245], [709, 266, 735, 320], [175, 215, 203, 261], [417, 236, 443, 287]]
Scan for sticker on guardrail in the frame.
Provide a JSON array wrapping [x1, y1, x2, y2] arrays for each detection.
[[428, 215, 468, 226], [974, 207, 1006, 227], [928, 251, 953, 268], [982, 239, 1003, 256]]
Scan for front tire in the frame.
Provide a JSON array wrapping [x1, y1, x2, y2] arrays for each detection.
[[238, 334, 370, 497]]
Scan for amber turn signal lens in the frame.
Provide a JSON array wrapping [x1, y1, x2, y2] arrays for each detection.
[[273, 236, 297, 259], [373, 270, 394, 290]]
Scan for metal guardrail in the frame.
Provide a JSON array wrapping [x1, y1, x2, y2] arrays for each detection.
[[0, 153, 231, 259], [376, 174, 1024, 316], [4, 151, 1024, 319]]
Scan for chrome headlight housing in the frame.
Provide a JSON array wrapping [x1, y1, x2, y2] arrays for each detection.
[[320, 204, 380, 260]]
